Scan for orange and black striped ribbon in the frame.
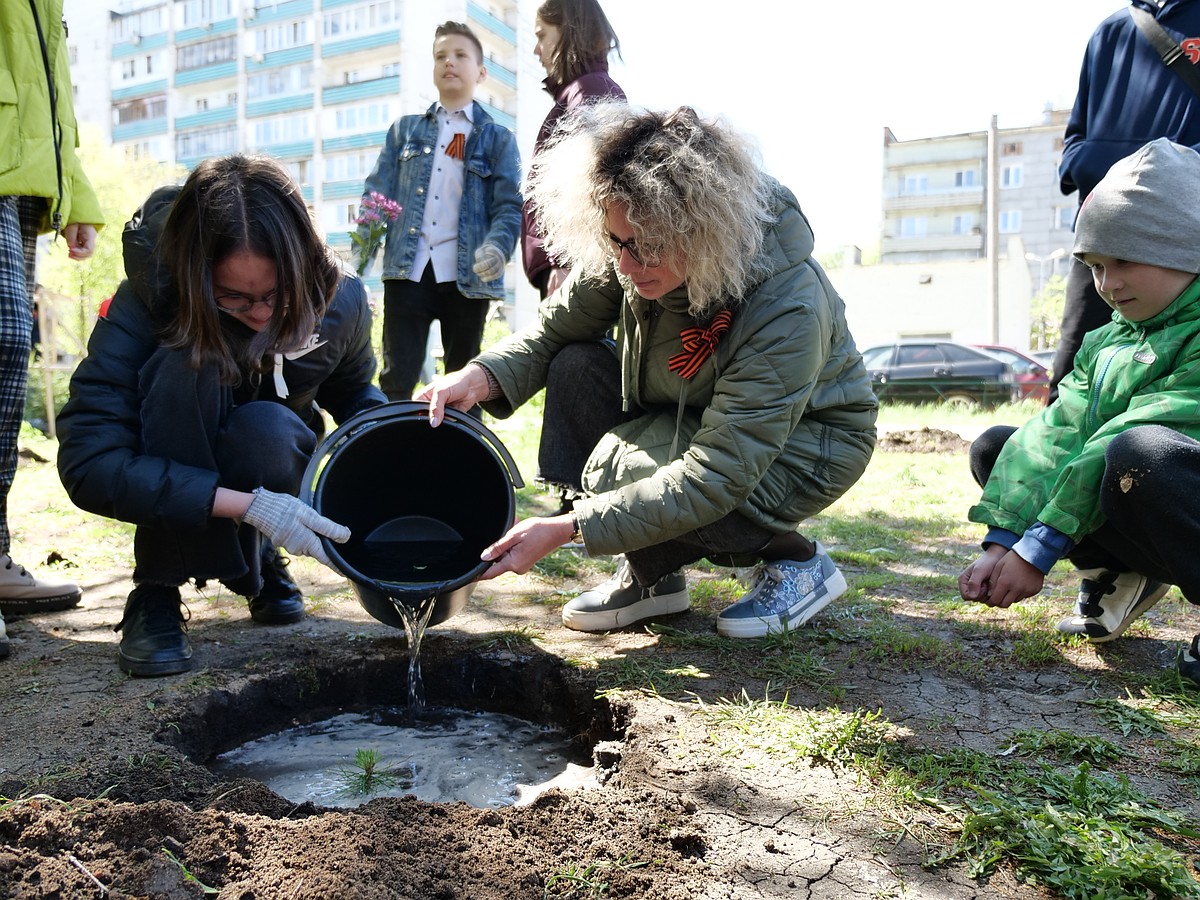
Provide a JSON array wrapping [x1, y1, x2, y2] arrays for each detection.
[[445, 132, 465, 160], [668, 309, 733, 379]]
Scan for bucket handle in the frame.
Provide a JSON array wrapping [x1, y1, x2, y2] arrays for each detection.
[[300, 400, 525, 507]]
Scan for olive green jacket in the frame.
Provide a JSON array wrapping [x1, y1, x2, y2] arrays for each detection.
[[477, 181, 878, 556], [0, 0, 102, 233]]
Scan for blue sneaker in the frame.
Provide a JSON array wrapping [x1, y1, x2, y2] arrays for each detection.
[[716, 544, 846, 638]]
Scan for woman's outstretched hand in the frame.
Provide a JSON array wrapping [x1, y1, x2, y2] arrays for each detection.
[[478, 515, 575, 580], [414, 363, 491, 427]]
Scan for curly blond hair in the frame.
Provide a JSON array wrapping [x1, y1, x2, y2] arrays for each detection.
[[525, 103, 775, 317]]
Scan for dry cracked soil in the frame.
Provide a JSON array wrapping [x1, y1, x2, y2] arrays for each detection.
[[1, 427, 1199, 899]]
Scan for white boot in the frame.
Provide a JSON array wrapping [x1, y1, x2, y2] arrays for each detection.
[[0, 608, 9, 658], [0, 555, 81, 615]]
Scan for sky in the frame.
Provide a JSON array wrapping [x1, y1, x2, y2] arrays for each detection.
[[587, 0, 1128, 254]]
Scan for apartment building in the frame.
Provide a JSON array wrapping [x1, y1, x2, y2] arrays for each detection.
[[880, 108, 1077, 288], [82, 0, 520, 291]]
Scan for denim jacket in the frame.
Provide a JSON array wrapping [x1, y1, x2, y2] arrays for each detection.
[[360, 101, 522, 301]]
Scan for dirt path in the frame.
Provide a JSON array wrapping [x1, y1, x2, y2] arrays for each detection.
[[1, 433, 1197, 899]]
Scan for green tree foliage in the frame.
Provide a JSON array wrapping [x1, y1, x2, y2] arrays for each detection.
[[36, 125, 183, 310]]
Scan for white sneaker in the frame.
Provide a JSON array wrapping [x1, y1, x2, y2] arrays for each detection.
[[1055, 568, 1169, 643], [0, 607, 9, 658], [0, 555, 81, 615]]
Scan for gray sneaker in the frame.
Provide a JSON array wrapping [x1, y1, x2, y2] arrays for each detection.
[[1055, 569, 1170, 643], [716, 543, 846, 638], [562, 557, 689, 632]]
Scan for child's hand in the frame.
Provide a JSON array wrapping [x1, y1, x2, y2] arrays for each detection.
[[985, 552, 1045, 609], [959, 544, 1006, 602]]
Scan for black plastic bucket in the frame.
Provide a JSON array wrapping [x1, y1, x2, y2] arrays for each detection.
[[300, 401, 524, 628]]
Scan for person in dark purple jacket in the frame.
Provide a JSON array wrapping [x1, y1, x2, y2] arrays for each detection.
[[524, 0, 626, 300], [1051, 0, 1200, 401]]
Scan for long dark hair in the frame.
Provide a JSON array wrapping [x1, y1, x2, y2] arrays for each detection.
[[160, 154, 340, 384], [537, 0, 621, 88]]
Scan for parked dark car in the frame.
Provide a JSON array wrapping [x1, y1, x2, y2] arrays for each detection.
[[972, 344, 1051, 403], [860, 340, 1018, 408]]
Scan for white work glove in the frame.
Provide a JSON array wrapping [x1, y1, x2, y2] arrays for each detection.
[[471, 243, 506, 282], [242, 488, 350, 569]]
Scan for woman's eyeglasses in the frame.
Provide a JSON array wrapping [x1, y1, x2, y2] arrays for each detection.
[[213, 291, 279, 314], [607, 234, 661, 268]]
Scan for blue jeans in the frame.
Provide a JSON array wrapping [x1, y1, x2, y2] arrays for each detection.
[[133, 347, 316, 593]]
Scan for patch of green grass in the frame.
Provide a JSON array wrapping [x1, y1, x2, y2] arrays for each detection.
[[1009, 630, 1062, 666], [478, 625, 545, 651], [595, 656, 712, 698], [1006, 728, 1126, 764], [1086, 696, 1167, 737], [933, 763, 1200, 898], [543, 853, 652, 899]]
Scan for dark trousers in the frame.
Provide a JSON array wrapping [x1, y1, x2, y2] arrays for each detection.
[[380, 264, 491, 403], [544, 341, 781, 586], [970, 424, 1200, 602], [1048, 257, 1111, 403], [133, 348, 315, 594]]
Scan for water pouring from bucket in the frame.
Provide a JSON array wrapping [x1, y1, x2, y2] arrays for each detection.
[[301, 401, 524, 707]]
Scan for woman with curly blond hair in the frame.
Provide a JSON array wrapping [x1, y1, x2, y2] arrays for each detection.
[[420, 104, 877, 638]]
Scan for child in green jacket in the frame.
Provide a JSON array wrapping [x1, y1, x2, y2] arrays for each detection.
[[961, 138, 1200, 681]]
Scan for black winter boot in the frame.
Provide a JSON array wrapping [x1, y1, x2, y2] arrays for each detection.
[[115, 584, 191, 677], [249, 544, 305, 625]]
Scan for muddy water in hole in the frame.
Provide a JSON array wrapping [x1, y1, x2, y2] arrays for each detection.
[[211, 707, 592, 808]]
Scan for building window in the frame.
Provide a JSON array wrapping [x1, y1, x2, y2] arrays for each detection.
[[324, 151, 377, 181], [954, 169, 977, 188], [1001, 165, 1023, 189], [121, 59, 136, 79], [322, 1, 400, 39], [1055, 206, 1076, 230], [1002, 141, 1023, 155], [382, 62, 400, 77], [176, 125, 238, 158], [250, 113, 312, 146], [903, 174, 928, 194], [328, 100, 394, 134], [114, 96, 167, 124], [176, 36, 238, 70], [899, 217, 927, 238], [253, 20, 312, 54], [247, 67, 313, 100], [285, 159, 311, 186], [999, 210, 1022, 233], [952, 213, 975, 235]]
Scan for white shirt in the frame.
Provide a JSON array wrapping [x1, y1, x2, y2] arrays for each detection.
[[410, 103, 473, 284]]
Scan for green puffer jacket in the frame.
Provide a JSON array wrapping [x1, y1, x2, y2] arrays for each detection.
[[970, 277, 1200, 541], [477, 180, 878, 556], [0, 0, 102, 232]]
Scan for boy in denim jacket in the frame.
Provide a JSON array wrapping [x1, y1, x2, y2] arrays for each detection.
[[961, 138, 1200, 682], [357, 21, 521, 403]]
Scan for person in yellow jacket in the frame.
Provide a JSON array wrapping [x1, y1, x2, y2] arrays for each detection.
[[0, 0, 104, 658]]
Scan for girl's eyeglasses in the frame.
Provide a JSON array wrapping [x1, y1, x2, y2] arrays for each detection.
[[607, 234, 661, 268], [214, 291, 278, 314]]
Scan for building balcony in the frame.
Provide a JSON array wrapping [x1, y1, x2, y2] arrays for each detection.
[[112, 32, 168, 58], [246, 45, 315, 72], [324, 179, 365, 200], [487, 61, 516, 90], [322, 29, 400, 57], [245, 0, 314, 26], [322, 131, 388, 153], [468, 1, 516, 43], [479, 100, 514, 131], [112, 117, 168, 142], [322, 76, 400, 105], [112, 79, 170, 102], [246, 93, 316, 118], [880, 232, 984, 255], [176, 18, 238, 43], [175, 106, 237, 131], [884, 187, 984, 212], [174, 60, 238, 87]]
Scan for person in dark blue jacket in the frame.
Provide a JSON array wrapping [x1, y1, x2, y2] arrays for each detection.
[[1051, 0, 1200, 400], [57, 155, 387, 677]]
